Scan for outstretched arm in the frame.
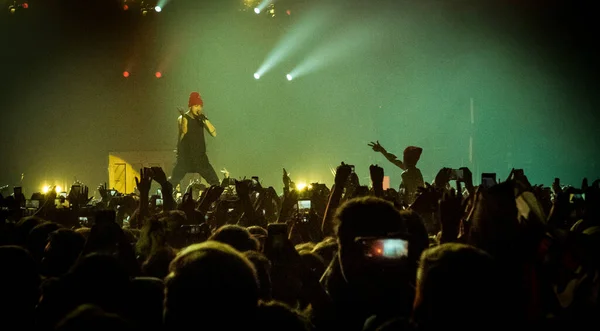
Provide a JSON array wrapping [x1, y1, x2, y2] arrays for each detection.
[[368, 140, 405, 170]]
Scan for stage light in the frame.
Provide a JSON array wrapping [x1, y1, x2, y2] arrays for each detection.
[[286, 9, 291, 15], [254, 8, 260, 14], [123, 4, 129, 10], [123, 71, 130, 78], [22, 3, 28, 9], [296, 182, 307, 191], [42, 185, 50, 194], [155, 72, 162, 78], [286, 74, 292, 81], [55, 186, 62, 194], [141, 9, 148, 16], [9, 5, 16, 14], [154, 6, 161, 12], [253, 73, 260, 79]]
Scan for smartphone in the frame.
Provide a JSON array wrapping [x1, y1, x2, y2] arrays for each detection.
[[182, 225, 201, 234], [59, 191, 68, 198], [481, 173, 497, 188], [570, 193, 585, 203], [356, 237, 409, 259], [267, 223, 288, 250], [449, 169, 464, 181], [297, 199, 311, 211], [156, 198, 163, 206], [157, 189, 162, 198], [25, 199, 39, 209]]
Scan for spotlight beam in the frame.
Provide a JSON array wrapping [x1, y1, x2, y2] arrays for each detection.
[[287, 23, 376, 80], [254, 4, 334, 78]]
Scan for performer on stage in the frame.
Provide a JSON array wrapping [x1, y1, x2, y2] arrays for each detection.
[[169, 91, 220, 190]]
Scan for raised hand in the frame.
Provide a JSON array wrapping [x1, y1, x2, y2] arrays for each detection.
[[151, 167, 168, 186], [434, 167, 453, 189], [283, 168, 291, 188], [235, 179, 252, 198], [439, 188, 463, 243], [552, 177, 562, 195], [135, 167, 153, 198], [459, 167, 474, 191], [221, 168, 230, 178], [97, 183, 109, 202], [368, 140, 385, 153], [69, 185, 91, 207], [369, 164, 384, 184], [334, 162, 353, 187], [181, 189, 196, 213]]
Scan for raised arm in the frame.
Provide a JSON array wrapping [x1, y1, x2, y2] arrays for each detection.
[[368, 140, 405, 170]]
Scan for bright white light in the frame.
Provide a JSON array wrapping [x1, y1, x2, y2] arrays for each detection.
[[253, 73, 260, 79], [154, 6, 162, 12], [286, 74, 292, 81], [55, 186, 62, 194], [254, 8, 260, 14], [42, 185, 50, 194], [296, 182, 307, 191]]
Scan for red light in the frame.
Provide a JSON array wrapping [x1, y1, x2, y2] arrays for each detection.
[[155, 72, 162, 78], [286, 10, 291, 15], [123, 71, 130, 78], [123, 5, 129, 10], [22, 3, 29, 9]]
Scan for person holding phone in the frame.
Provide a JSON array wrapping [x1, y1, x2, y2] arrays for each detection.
[[318, 196, 424, 330], [169, 91, 220, 190], [368, 141, 424, 205]]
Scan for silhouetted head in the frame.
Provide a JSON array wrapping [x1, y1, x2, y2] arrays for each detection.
[[164, 241, 259, 330]]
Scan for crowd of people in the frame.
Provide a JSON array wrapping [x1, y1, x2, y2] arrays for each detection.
[[0, 150, 599, 330]]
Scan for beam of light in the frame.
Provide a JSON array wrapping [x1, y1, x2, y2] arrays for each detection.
[[286, 74, 292, 81], [255, 0, 274, 15], [287, 21, 377, 80], [254, 4, 334, 78], [156, 0, 170, 12]]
